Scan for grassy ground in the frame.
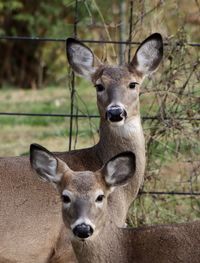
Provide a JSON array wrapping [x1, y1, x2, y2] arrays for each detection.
[[0, 84, 199, 226], [0, 83, 99, 156]]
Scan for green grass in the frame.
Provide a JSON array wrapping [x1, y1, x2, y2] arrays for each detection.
[[128, 195, 200, 226], [0, 83, 99, 156]]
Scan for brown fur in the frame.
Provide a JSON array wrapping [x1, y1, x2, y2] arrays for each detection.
[[72, 221, 200, 263], [0, 34, 163, 262], [33, 152, 200, 263], [0, 69, 145, 262]]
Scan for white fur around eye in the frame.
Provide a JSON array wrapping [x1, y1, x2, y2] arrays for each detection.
[[95, 190, 105, 208], [62, 190, 73, 209]]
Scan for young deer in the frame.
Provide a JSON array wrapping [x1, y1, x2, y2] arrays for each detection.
[[31, 144, 200, 263], [0, 34, 163, 262]]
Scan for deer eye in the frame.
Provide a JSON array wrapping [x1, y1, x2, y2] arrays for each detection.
[[95, 84, 105, 92], [129, 82, 138, 89], [95, 195, 105, 203], [62, 194, 71, 204]]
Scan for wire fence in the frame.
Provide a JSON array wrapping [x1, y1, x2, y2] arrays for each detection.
[[0, 112, 199, 121], [1, 35, 200, 46], [0, 0, 199, 201]]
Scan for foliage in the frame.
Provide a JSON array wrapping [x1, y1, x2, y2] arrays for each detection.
[[0, 0, 200, 88], [0, 0, 75, 88]]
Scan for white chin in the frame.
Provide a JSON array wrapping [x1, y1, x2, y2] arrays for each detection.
[[74, 234, 95, 242], [109, 120, 125, 127]]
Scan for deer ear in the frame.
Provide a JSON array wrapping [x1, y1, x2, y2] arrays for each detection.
[[101, 152, 136, 188], [30, 144, 65, 185], [130, 33, 163, 76], [66, 38, 97, 80]]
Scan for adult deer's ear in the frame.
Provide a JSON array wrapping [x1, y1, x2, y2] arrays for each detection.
[[30, 144, 67, 185], [101, 151, 136, 188], [130, 33, 163, 76], [66, 38, 100, 80]]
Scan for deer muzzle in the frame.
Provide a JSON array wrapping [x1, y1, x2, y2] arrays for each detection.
[[106, 105, 127, 123], [73, 223, 94, 239]]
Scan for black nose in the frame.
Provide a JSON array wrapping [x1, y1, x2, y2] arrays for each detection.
[[106, 106, 127, 122], [73, 223, 94, 239]]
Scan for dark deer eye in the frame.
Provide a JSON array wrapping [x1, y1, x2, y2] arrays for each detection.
[[62, 194, 71, 204], [129, 82, 138, 89], [95, 195, 105, 203], [95, 84, 105, 92]]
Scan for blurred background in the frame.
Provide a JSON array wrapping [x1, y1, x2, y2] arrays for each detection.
[[0, 0, 199, 226]]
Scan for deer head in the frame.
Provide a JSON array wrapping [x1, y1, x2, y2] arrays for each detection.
[[30, 144, 136, 240], [66, 33, 163, 126]]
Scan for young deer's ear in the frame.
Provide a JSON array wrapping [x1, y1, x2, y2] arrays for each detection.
[[30, 144, 66, 185], [130, 33, 163, 76], [66, 38, 99, 80], [101, 152, 136, 188]]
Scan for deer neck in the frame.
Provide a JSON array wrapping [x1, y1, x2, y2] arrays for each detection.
[[71, 221, 200, 263], [96, 114, 145, 163], [96, 114, 146, 210]]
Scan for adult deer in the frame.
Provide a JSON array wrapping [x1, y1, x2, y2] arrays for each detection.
[[31, 144, 200, 263], [0, 34, 163, 262]]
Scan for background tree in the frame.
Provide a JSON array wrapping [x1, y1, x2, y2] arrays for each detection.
[[0, 0, 75, 88]]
